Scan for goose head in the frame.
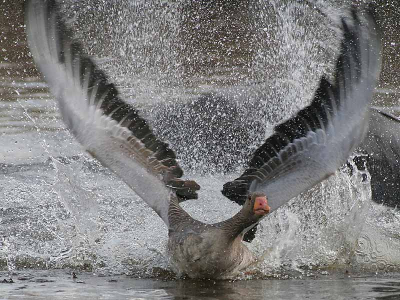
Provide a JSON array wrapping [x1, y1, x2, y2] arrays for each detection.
[[218, 191, 270, 241]]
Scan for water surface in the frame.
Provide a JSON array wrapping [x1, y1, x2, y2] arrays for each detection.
[[2, 270, 400, 300]]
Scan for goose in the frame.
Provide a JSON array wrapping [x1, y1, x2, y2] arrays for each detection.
[[25, 0, 381, 279], [355, 109, 400, 209]]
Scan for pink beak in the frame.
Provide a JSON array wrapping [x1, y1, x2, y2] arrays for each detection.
[[253, 196, 270, 216]]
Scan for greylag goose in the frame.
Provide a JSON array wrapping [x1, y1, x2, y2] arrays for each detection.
[[25, 0, 381, 279], [355, 109, 400, 208]]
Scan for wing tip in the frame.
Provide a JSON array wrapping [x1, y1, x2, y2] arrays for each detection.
[[221, 180, 250, 205], [167, 179, 200, 201]]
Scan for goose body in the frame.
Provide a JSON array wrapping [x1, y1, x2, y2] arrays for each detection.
[[25, 0, 381, 279], [167, 214, 255, 279], [167, 193, 269, 278]]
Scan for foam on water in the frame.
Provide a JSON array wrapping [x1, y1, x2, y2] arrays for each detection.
[[2, 152, 400, 277]]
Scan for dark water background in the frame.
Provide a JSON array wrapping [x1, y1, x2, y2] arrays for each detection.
[[1, 0, 400, 299]]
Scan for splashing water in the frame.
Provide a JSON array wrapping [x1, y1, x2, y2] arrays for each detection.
[[1, 0, 400, 278]]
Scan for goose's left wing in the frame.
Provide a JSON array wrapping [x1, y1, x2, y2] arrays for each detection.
[[222, 8, 381, 211], [25, 0, 199, 227]]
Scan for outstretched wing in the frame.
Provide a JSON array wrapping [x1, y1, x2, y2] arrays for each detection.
[[222, 8, 381, 211], [357, 108, 400, 209], [25, 0, 200, 227]]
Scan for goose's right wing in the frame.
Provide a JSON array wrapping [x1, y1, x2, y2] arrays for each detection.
[[25, 0, 200, 227], [223, 8, 381, 211]]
